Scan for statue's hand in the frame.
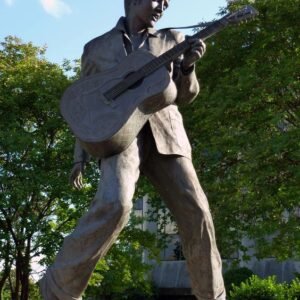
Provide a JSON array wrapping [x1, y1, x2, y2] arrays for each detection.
[[182, 37, 206, 70], [69, 162, 85, 190]]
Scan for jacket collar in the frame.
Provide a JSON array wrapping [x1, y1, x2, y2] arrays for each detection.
[[115, 17, 158, 37]]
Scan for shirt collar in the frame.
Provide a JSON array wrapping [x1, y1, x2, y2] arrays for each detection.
[[115, 17, 158, 37]]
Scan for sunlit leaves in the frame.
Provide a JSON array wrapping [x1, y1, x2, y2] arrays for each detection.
[[0, 36, 83, 297], [182, 0, 300, 260]]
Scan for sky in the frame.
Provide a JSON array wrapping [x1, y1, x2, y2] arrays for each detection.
[[0, 0, 227, 65]]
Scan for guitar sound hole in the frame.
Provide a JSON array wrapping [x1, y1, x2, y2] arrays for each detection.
[[125, 72, 144, 90]]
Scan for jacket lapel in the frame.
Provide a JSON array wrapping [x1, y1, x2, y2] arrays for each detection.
[[113, 34, 127, 63], [148, 33, 163, 57]]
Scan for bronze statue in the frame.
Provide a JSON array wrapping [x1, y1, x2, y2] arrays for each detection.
[[40, 1, 228, 299]]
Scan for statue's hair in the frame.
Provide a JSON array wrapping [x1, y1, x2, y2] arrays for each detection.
[[124, 0, 132, 15], [124, 0, 170, 15], [124, 0, 142, 16], [124, 0, 131, 15]]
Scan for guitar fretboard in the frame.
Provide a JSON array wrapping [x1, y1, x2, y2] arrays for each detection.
[[104, 5, 257, 101]]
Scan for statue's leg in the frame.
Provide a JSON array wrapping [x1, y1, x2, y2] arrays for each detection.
[[39, 138, 141, 300], [143, 153, 226, 300]]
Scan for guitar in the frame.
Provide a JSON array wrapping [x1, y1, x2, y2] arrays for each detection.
[[60, 5, 258, 158]]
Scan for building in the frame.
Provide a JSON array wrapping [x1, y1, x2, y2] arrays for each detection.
[[134, 196, 300, 298]]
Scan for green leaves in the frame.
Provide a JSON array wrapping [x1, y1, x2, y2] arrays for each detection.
[[181, 0, 300, 261], [0, 36, 81, 298], [230, 275, 287, 299]]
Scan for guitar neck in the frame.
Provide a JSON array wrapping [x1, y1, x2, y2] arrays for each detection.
[[105, 15, 230, 100], [142, 17, 229, 78]]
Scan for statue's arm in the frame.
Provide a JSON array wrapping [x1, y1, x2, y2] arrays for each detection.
[[73, 139, 90, 165], [69, 139, 90, 189], [173, 58, 200, 105], [69, 45, 95, 189], [72, 45, 93, 167], [171, 31, 202, 105]]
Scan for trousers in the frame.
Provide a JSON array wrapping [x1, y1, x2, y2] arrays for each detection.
[[40, 125, 225, 300]]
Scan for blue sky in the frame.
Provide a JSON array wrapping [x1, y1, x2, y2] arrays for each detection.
[[0, 0, 227, 64]]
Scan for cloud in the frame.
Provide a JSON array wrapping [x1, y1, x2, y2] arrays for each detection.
[[4, 0, 14, 6], [40, 0, 72, 18]]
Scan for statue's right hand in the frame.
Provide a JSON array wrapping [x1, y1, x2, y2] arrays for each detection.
[[69, 162, 85, 190]]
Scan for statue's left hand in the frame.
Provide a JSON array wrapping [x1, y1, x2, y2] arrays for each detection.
[[182, 37, 206, 70]]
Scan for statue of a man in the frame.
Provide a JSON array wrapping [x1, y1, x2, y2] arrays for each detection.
[[40, 1, 226, 299]]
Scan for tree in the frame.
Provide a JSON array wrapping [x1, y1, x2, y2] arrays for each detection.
[[0, 36, 91, 299], [0, 36, 164, 300], [181, 0, 300, 260]]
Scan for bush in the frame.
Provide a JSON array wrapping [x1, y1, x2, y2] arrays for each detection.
[[224, 267, 254, 293], [229, 275, 286, 300], [287, 278, 300, 300]]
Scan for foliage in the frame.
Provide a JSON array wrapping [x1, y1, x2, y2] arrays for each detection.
[[229, 275, 287, 299], [229, 275, 300, 300], [0, 270, 42, 300], [181, 0, 300, 260], [0, 35, 91, 299], [136, 178, 175, 250], [84, 214, 160, 299], [224, 266, 254, 293], [287, 277, 300, 300]]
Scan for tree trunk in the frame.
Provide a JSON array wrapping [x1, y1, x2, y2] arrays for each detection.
[[20, 239, 31, 300], [14, 248, 23, 300], [9, 272, 17, 300], [20, 272, 29, 300]]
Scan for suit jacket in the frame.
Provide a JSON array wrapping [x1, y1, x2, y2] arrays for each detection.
[[74, 17, 200, 162]]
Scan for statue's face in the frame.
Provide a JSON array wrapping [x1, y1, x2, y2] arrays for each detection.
[[129, 0, 170, 28]]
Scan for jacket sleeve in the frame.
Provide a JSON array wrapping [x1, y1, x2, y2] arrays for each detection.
[[73, 138, 90, 164], [171, 31, 200, 105]]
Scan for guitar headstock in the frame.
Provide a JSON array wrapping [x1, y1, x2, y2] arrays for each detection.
[[225, 5, 259, 25]]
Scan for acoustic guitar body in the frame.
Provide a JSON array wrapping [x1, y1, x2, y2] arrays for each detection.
[[60, 50, 178, 158], [60, 5, 258, 158]]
